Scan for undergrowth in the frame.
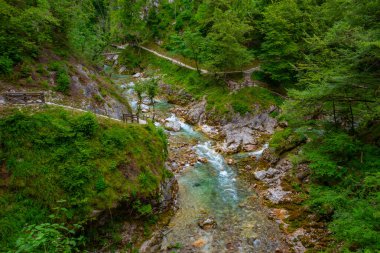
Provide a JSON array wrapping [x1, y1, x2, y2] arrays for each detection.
[[0, 107, 168, 251]]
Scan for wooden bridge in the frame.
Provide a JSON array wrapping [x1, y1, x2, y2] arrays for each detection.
[[3, 92, 45, 104]]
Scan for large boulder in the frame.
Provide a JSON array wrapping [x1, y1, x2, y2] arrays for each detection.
[[218, 112, 277, 153], [185, 97, 207, 124], [164, 120, 181, 132], [164, 116, 182, 132]]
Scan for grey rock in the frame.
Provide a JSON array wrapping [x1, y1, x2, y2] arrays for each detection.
[[198, 217, 217, 230], [164, 119, 181, 132], [119, 66, 127, 74], [200, 124, 220, 139], [185, 97, 207, 124], [266, 187, 291, 204], [217, 112, 278, 153], [254, 160, 293, 204], [296, 163, 311, 182]]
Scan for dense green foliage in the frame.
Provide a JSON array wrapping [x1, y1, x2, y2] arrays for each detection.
[[302, 131, 380, 250], [110, 0, 254, 71], [0, 0, 379, 251], [0, 0, 108, 74], [0, 107, 168, 251]]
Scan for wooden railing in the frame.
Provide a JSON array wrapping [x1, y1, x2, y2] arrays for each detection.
[[122, 113, 154, 123], [4, 92, 45, 104]]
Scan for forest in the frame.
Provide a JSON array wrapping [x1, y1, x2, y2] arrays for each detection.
[[0, 0, 379, 252]]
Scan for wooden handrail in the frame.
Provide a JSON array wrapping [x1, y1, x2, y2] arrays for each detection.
[[3, 92, 45, 104]]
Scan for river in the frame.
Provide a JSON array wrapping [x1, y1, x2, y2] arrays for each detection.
[[115, 76, 286, 252]]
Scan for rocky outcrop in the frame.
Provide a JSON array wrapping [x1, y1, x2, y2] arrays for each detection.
[[218, 112, 277, 153], [254, 159, 292, 204], [184, 97, 207, 125], [70, 64, 129, 119], [155, 176, 179, 212]]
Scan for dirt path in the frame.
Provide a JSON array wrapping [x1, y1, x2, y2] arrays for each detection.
[[46, 102, 147, 124], [111, 44, 288, 98], [114, 44, 260, 75]]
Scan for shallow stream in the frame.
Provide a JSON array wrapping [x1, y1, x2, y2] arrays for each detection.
[[115, 77, 286, 252]]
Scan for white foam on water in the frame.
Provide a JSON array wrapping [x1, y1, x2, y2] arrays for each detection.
[[195, 141, 238, 201], [166, 114, 199, 136], [248, 143, 269, 158]]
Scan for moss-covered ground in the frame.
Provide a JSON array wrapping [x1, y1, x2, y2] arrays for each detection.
[[0, 106, 169, 251]]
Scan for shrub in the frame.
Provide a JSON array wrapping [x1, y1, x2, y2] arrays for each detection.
[[20, 63, 32, 78], [132, 200, 153, 217], [72, 113, 99, 138], [0, 56, 13, 75], [231, 101, 250, 115], [15, 223, 85, 253], [55, 71, 71, 94], [49, 61, 66, 72]]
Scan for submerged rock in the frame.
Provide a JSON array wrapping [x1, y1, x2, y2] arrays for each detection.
[[197, 157, 208, 163], [164, 118, 181, 132], [192, 238, 206, 248], [198, 217, 217, 230]]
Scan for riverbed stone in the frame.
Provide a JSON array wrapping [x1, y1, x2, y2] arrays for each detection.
[[133, 72, 142, 78], [198, 217, 217, 230], [200, 124, 220, 139], [226, 158, 235, 165], [192, 238, 206, 248], [164, 120, 181, 132], [197, 157, 208, 163], [266, 187, 291, 204]]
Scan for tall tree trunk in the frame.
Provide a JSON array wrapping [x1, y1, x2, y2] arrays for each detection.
[[349, 101, 355, 133]]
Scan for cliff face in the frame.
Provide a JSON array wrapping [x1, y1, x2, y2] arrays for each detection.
[[0, 50, 131, 119]]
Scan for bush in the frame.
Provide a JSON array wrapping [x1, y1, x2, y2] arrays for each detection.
[[132, 200, 153, 217], [15, 223, 85, 253], [231, 101, 250, 115], [72, 113, 99, 138], [49, 61, 67, 72], [55, 71, 71, 94], [0, 56, 13, 75]]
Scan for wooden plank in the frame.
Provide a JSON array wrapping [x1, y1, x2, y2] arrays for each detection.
[[4, 92, 45, 104]]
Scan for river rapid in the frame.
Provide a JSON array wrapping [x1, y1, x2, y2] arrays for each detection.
[[116, 76, 287, 252]]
